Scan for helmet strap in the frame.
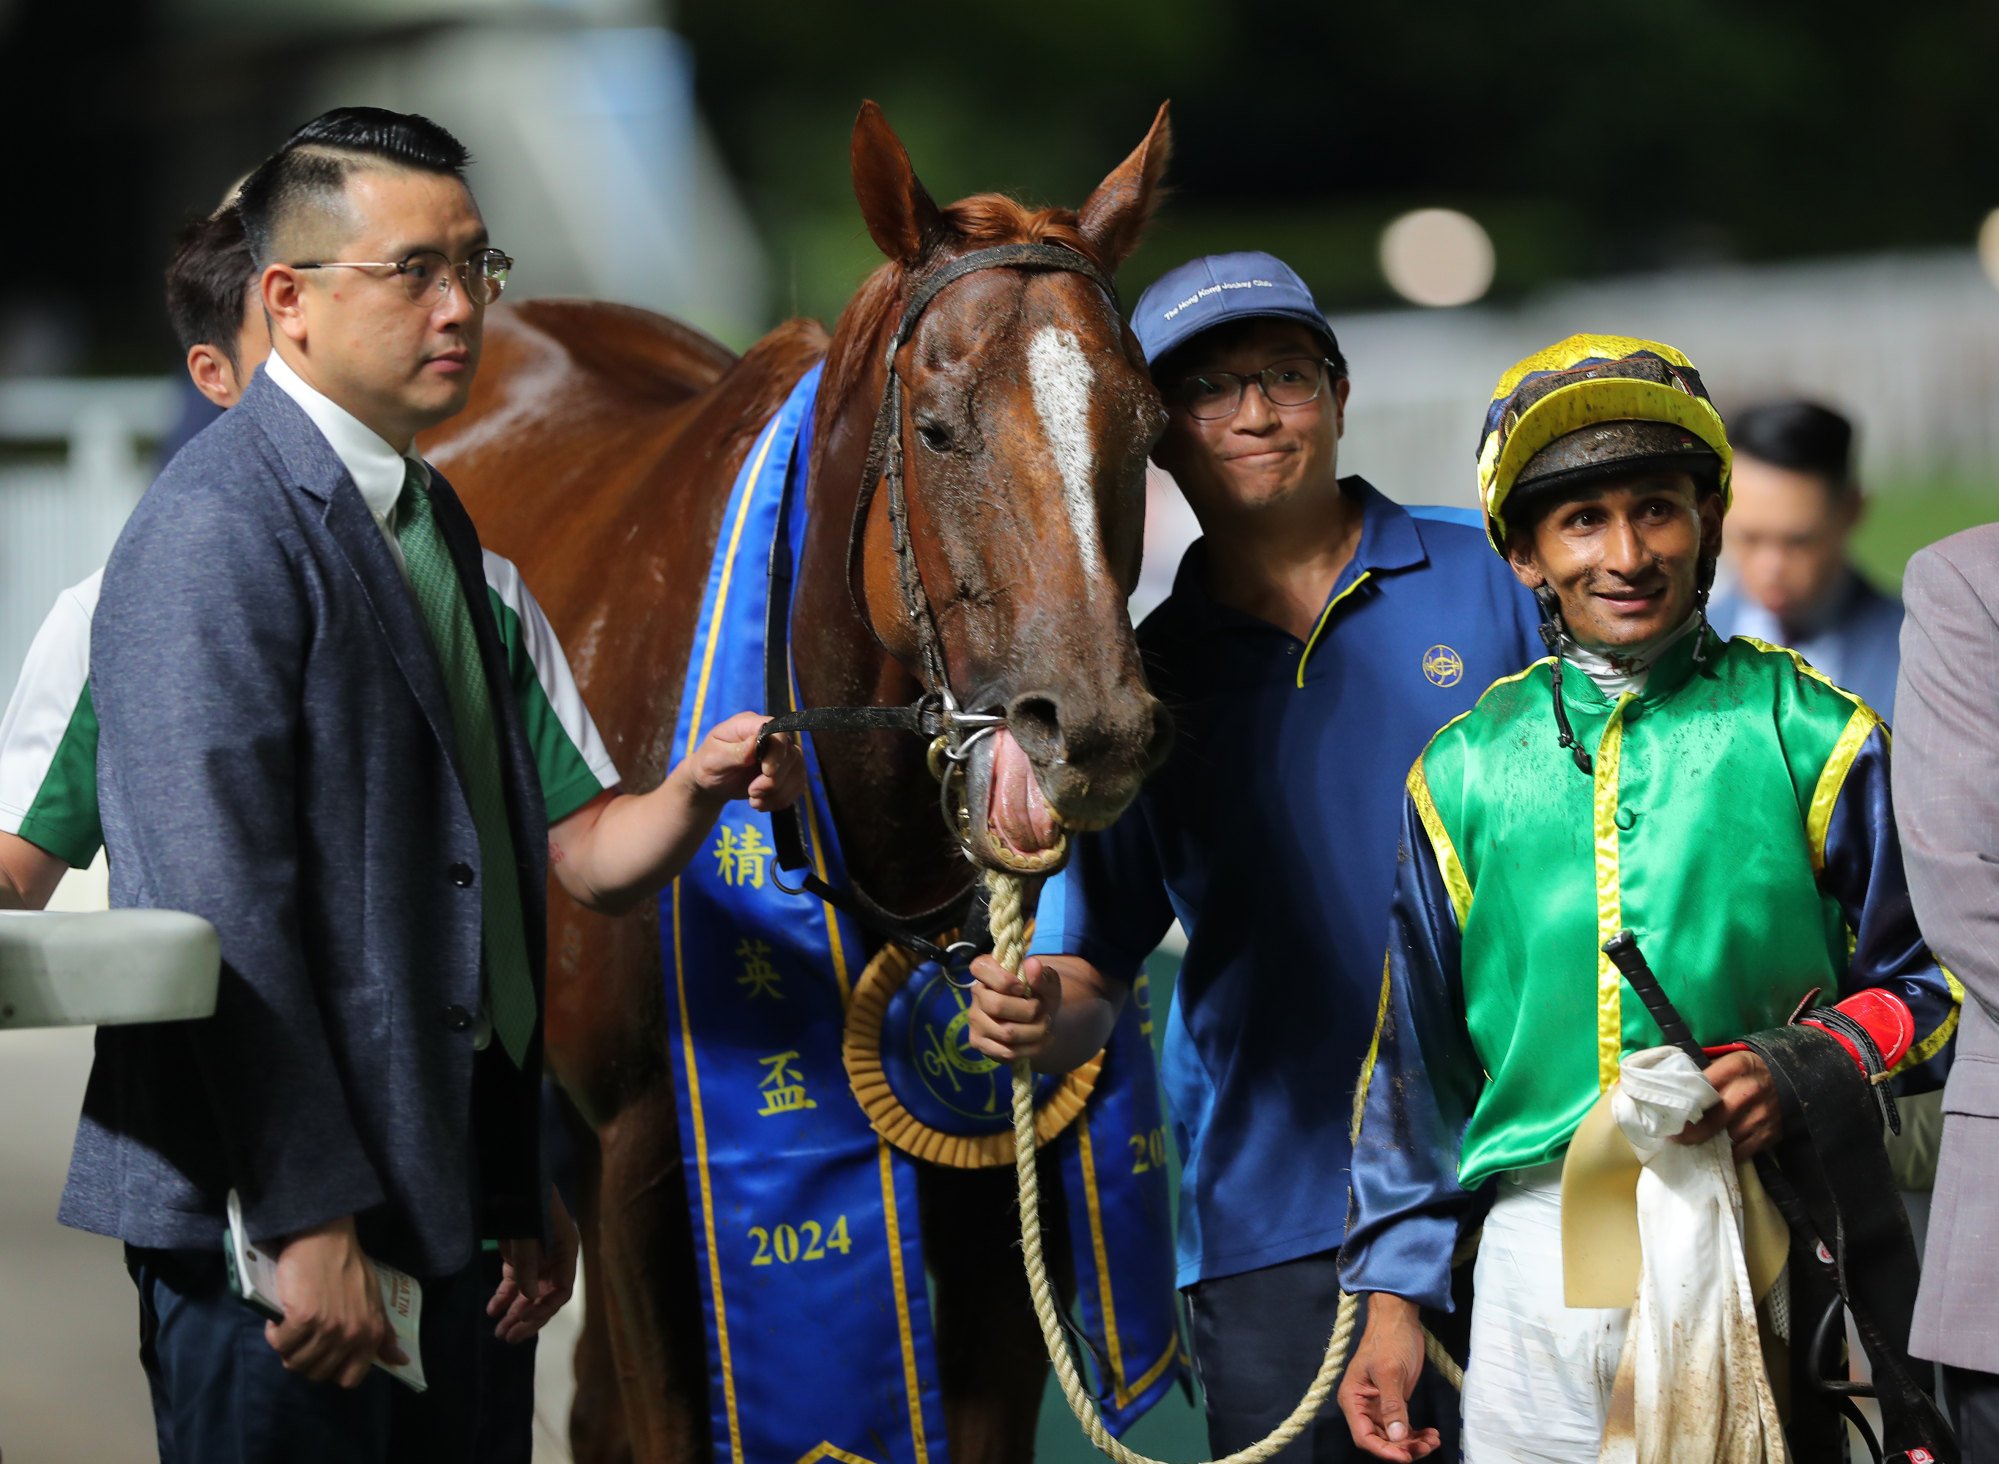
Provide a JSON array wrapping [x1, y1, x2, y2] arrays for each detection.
[[1690, 555, 1717, 666], [1535, 586, 1595, 775]]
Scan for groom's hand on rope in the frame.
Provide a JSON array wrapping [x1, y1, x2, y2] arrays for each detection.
[[1338, 1295, 1440, 1460], [966, 953, 1061, 1062]]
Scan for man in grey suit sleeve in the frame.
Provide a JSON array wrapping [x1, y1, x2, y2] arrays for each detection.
[[1896, 521, 1999, 1449]]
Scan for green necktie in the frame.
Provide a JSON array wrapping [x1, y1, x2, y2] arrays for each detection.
[[394, 465, 537, 1067]]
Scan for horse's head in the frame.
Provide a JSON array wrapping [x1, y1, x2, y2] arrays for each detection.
[[822, 101, 1174, 875]]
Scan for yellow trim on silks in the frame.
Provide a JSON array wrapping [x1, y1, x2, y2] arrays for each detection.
[[1403, 655, 1556, 895], [1897, 965, 1966, 1077], [1296, 570, 1373, 689], [1593, 697, 1633, 1092], [1736, 636, 1863, 699], [671, 881, 745, 1462], [876, 1143, 931, 1464], [1352, 954, 1395, 1144], [1808, 703, 1884, 876], [797, 1444, 880, 1464], [1406, 760, 1472, 929], [855, 830, 926, 1453], [1732, 639, 1885, 875]]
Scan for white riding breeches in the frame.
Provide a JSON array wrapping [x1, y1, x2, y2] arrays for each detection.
[[1461, 1162, 1631, 1463]]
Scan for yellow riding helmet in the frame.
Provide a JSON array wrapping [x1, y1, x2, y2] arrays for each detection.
[[1476, 333, 1733, 554]]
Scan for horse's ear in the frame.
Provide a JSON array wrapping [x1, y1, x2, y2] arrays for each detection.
[[851, 100, 945, 266], [1076, 101, 1172, 273]]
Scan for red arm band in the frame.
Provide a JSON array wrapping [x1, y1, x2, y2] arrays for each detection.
[[1701, 989, 1915, 1074], [1801, 988, 1915, 1073]]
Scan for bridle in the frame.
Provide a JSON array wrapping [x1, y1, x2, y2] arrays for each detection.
[[756, 241, 1122, 966]]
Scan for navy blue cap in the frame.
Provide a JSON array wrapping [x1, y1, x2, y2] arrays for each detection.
[[1130, 251, 1338, 368]]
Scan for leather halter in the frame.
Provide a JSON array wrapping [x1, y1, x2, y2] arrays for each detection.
[[757, 241, 1121, 963]]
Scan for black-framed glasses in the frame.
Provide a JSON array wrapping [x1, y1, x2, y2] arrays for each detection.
[[1171, 357, 1332, 420], [290, 247, 513, 306]]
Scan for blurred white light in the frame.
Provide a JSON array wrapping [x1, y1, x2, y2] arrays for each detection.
[[1980, 209, 1999, 291], [1379, 208, 1496, 308]]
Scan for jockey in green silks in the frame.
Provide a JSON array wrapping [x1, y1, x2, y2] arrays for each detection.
[[1332, 335, 1959, 1463]]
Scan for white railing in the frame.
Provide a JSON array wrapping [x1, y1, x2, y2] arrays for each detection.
[[1333, 248, 1999, 512], [0, 377, 178, 685]]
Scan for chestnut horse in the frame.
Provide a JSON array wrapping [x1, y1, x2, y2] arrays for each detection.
[[423, 101, 1172, 1461]]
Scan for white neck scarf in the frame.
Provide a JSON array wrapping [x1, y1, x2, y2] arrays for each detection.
[[1561, 611, 1702, 698]]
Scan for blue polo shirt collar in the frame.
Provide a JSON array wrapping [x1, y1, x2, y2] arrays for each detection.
[[1168, 477, 1431, 651]]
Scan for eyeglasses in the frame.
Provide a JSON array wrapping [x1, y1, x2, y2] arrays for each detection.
[[289, 247, 513, 306], [1171, 357, 1333, 420]]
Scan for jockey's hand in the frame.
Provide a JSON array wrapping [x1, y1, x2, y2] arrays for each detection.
[[1674, 1049, 1783, 1160], [687, 711, 807, 812], [965, 954, 1061, 1063], [1338, 1294, 1441, 1460]]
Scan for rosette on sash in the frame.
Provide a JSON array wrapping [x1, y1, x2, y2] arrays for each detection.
[[842, 943, 1186, 1432], [664, 362, 1183, 1463]]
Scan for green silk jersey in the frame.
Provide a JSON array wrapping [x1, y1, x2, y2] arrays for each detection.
[[1411, 629, 1955, 1188], [1340, 626, 1959, 1310]]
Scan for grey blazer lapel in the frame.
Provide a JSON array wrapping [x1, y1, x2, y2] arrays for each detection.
[[239, 373, 465, 776]]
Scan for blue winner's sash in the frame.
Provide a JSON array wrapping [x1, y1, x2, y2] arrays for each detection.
[[665, 362, 1183, 1464]]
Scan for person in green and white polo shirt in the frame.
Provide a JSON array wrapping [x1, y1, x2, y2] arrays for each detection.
[[0, 570, 103, 907], [0, 555, 649, 912], [0, 206, 271, 910]]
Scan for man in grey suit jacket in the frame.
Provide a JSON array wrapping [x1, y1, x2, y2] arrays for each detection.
[[1897, 521, 1999, 1451], [68, 108, 800, 1463]]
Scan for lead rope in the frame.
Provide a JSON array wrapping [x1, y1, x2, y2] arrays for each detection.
[[986, 869, 1462, 1464]]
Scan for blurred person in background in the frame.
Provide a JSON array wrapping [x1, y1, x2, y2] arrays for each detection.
[[0, 206, 267, 912], [1896, 521, 1999, 1454], [61, 106, 801, 1463], [964, 250, 1542, 1461], [1710, 399, 1902, 716], [1711, 398, 1942, 1217], [156, 202, 268, 464]]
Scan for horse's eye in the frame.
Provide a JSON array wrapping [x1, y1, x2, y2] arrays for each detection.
[[915, 420, 952, 452]]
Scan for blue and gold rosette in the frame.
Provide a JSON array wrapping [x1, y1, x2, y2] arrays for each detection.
[[841, 935, 1100, 1168]]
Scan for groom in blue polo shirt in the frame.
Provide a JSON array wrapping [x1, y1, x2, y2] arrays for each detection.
[[966, 252, 1540, 1458]]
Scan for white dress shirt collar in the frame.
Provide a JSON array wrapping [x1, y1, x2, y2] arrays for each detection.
[[264, 351, 429, 527]]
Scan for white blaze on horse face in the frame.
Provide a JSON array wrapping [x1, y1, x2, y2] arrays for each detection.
[[1027, 326, 1099, 564]]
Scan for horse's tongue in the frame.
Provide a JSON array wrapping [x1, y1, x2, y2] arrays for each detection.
[[989, 728, 1058, 855]]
